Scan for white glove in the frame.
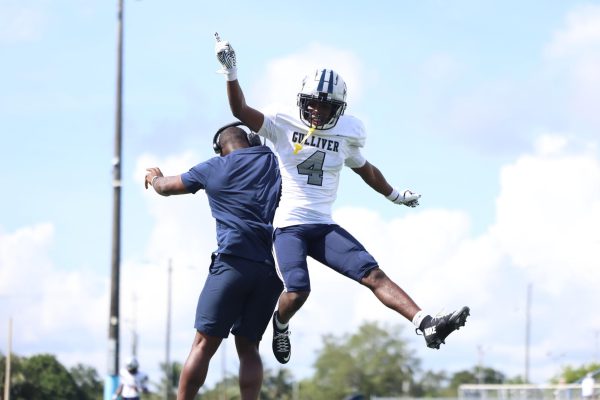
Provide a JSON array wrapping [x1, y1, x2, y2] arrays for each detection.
[[214, 32, 237, 81], [386, 188, 421, 207]]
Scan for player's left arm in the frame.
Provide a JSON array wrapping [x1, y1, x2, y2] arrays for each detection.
[[139, 373, 150, 393], [112, 383, 124, 400], [144, 167, 189, 196], [351, 161, 393, 195], [351, 161, 421, 207]]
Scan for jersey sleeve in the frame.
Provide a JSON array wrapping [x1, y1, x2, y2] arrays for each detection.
[[180, 159, 213, 193], [257, 114, 279, 144], [344, 145, 367, 168], [341, 115, 367, 147], [343, 116, 367, 168]]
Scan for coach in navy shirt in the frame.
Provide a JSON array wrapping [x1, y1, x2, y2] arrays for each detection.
[[144, 124, 282, 400]]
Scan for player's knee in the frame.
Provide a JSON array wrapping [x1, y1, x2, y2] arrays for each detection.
[[192, 331, 221, 354], [284, 290, 310, 309], [235, 336, 260, 357], [361, 267, 386, 287]]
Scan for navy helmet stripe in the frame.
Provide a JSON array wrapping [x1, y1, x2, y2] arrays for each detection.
[[316, 69, 335, 94], [327, 70, 334, 93], [316, 69, 326, 92]]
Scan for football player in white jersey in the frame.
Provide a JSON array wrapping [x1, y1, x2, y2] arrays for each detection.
[[112, 357, 148, 400], [214, 34, 470, 364]]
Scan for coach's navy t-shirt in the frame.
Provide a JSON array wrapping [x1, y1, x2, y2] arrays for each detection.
[[181, 146, 281, 263]]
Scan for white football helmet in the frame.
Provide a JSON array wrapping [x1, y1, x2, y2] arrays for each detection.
[[125, 356, 139, 371], [297, 69, 347, 130]]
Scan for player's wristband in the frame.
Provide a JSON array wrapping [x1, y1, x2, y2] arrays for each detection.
[[151, 175, 159, 188], [222, 67, 237, 81], [386, 188, 401, 203]]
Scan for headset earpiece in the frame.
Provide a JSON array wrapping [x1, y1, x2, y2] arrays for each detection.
[[246, 132, 263, 147], [213, 122, 264, 154]]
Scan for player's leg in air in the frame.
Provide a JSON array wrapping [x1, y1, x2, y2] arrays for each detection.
[[271, 291, 307, 364], [271, 224, 470, 365], [270, 225, 314, 364], [360, 267, 470, 349], [318, 224, 470, 350]]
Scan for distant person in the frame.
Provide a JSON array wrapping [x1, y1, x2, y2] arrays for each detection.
[[214, 33, 470, 364], [112, 356, 149, 400], [145, 123, 283, 400], [582, 372, 595, 400]]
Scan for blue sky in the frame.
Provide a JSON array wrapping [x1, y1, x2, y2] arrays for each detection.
[[1, 0, 600, 392]]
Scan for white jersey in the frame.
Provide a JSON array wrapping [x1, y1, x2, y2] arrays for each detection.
[[581, 376, 594, 397], [258, 112, 367, 228], [119, 368, 148, 398]]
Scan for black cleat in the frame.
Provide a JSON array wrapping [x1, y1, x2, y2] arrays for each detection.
[[272, 312, 291, 364], [417, 306, 470, 349]]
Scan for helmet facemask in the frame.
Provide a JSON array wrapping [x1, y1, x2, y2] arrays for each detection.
[[297, 69, 347, 130]]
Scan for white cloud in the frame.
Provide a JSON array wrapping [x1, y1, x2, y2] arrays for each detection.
[[546, 4, 600, 58], [544, 4, 600, 132], [492, 135, 600, 291], [252, 43, 366, 115], [420, 5, 600, 155], [421, 52, 464, 82], [0, 2, 47, 44], [0, 224, 108, 370], [0, 224, 54, 296], [534, 135, 569, 156], [480, 136, 600, 379]]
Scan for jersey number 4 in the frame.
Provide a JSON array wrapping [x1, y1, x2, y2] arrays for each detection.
[[297, 151, 325, 186]]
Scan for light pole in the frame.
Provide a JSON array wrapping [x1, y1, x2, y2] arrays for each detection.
[[595, 330, 599, 364], [524, 283, 532, 383], [4, 317, 12, 400], [127, 293, 138, 358], [477, 345, 485, 384], [105, 0, 124, 399], [165, 259, 173, 400]]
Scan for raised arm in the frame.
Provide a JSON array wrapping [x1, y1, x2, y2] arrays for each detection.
[[144, 167, 189, 196], [226, 79, 264, 133], [215, 33, 264, 132], [352, 161, 421, 207]]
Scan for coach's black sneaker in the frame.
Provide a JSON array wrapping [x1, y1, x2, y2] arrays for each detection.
[[417, 306, 470, 349], [272, 311, 291, 364]]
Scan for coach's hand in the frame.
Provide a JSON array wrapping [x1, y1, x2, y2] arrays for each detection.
[[145, 167, 164, 190]]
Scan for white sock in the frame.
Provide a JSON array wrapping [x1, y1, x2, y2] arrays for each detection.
[[412, 310, 427, 329], [275, 312, 288, 330]]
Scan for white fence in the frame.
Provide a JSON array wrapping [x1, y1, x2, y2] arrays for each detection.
[[458, 383, 600, 400]]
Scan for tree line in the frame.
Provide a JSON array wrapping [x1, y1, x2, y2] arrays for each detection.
[[1, 321, 598, 399]]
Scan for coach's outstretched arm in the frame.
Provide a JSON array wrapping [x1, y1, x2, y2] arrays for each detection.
[[214, 33, 264, 132], [144, 167, 188, 196]]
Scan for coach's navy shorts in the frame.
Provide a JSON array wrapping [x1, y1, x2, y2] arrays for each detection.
[[273, 224, 379, 292], [194, 253, 283, 341]]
